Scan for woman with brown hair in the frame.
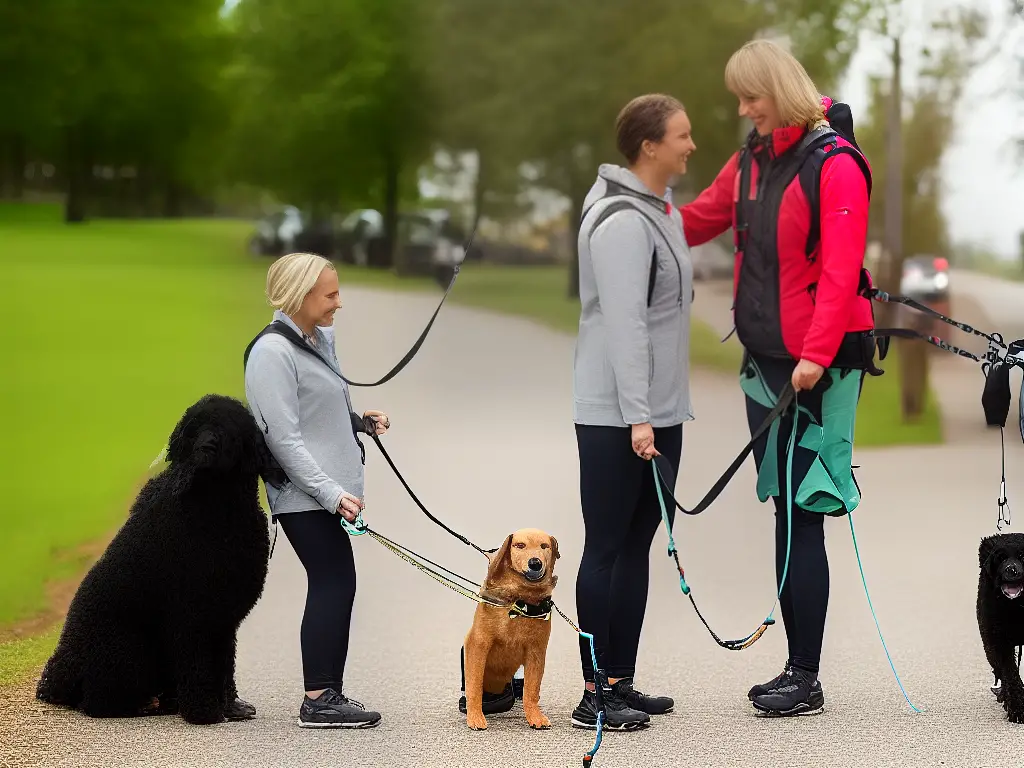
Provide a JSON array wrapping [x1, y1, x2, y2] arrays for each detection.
[[570, 93, 696, 731]]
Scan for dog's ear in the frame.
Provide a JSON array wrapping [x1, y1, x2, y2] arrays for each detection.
[[980, 535, 1000, 571], [549, 534, 560, 560], [485, 534, 513, 586]]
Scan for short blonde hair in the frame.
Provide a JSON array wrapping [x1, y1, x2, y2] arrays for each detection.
[[724, 40, 827, 131], [266, 252, 334, 316]]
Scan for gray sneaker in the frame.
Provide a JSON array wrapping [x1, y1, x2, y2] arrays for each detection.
[[298, 688, 381, 728]]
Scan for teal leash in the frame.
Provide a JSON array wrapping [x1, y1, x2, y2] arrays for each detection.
[[846, 511, 923, 713], [652, 393, 802, 651]]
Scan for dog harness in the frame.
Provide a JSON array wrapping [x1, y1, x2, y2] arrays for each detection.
[[508, 598, 554, 621]]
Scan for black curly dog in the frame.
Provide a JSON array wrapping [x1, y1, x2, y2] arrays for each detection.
[[978, 532, 1024, 723], [36, 394, 287, 724]]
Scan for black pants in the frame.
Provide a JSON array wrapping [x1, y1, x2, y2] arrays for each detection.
[[744, 352, 853, 676], [278, 510, 357, 692], [575, 423, 683, 683]]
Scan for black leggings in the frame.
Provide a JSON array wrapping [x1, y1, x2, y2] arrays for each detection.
[[278, 510, 357, 691], [575, 423, 683, 683], [744, 352, 855, 675]]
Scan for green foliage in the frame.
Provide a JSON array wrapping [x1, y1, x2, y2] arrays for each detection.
[[226, 0, 436, 214]]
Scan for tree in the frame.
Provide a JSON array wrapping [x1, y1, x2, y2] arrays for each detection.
[[855, 2, 993, 419], [227, 0, 438, 270]]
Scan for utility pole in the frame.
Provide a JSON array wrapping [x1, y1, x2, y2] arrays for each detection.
[[880, 34, 903, 321]]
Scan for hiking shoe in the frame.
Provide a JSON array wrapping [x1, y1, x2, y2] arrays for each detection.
[[751, 667, 824, 717], [611, 678, 674, 715], [298, 689, 381, 728], [570, 687, 650, 731], [747, 665, 792, 700], [458, 684, 516, 715]]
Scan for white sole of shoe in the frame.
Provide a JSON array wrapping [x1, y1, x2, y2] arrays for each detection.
[[297, 718, 381, 729]]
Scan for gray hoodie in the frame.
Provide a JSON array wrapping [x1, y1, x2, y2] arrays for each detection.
[[244, 310, 365, 517], [573, 164, 694, 428]]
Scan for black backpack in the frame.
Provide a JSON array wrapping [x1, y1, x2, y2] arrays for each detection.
[[795, 101, 873, 259]]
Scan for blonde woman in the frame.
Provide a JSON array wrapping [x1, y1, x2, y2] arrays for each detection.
[[244, 252, 390, 729], [680, 40, 874, 717]]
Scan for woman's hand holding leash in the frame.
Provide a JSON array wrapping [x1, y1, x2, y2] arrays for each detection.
[[337, 493, 365, 522], [631, 422, 660, 460], [362, 409, 391, 436], [791, 359, 825, 391]]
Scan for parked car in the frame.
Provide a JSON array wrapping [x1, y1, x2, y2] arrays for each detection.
[[899, 254, 951, 336], [690, 239, 733, 281], [248, 206, 341, 258], [248, 206, 304, 256]]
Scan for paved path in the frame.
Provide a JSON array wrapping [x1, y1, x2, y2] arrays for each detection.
[[5, 279, 1024, 768]]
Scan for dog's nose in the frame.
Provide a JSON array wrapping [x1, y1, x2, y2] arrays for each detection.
[[1007, 562, 1022, 579], [528, 558, 543, 571]]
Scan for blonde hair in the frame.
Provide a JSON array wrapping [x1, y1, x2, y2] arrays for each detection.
[[266, 252, 335, 316], [724, 39, 827, 131]]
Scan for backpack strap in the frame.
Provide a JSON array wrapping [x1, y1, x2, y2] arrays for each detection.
[[583, 196, 659, 308], [798, 138, 873, 259]]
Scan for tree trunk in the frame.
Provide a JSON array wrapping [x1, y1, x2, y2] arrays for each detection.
[[10, 133, 25, 199], [898, 336, 928, 419], [383, 148, 403, 274], [567, 190, 584, 299], [878, 35, 904, 327], [64, 125, 87, 224], [471, 151, 486, 239]]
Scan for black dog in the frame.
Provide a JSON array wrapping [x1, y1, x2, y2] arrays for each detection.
[[36, 394, 287, 724], [978, 532, 1024, 722]]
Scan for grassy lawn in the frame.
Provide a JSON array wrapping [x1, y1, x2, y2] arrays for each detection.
[[2, 206, 272, 683], [0, 207, 940, 685]]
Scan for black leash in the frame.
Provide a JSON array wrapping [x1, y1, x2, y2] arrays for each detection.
[[650, 380, 796, 517], [368, 431, 496, 557], [342, 228, 476, 388], [866, 288, 1006, 367]]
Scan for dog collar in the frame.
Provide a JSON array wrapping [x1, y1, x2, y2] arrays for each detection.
[[508, 598, 553, 621]]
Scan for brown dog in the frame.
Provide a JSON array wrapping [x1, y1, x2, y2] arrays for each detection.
[[462, 528, 560, 730]]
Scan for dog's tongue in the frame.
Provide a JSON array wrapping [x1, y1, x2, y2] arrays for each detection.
[[1002, 584, 1023, 600]]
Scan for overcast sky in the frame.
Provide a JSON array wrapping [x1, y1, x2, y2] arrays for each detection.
[[838, 0, 1023, 259]]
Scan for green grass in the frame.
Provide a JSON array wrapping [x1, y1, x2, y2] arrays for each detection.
[[3, 210, 271, 632], [0, 627, 60, 687]]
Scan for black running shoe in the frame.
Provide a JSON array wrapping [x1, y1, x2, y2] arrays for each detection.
[[298, 689, 381, 728], [512, 675, 524, 700], [747, 665, 792, 701], [570, 687, 650, 731], [458, 684, 516, 715], [611, 678, 674, 715], [750, 667, 824, 717]]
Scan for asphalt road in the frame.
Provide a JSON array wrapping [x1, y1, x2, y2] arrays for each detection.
[[4, 279, 1024, 768]]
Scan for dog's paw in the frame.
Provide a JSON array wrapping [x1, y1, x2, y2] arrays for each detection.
[[181, 707, 227, 725], [223, 697, 256, 721], [1004, 697, 1024, 724], [526, 709, 551, 730], [466, 712, 488, 731]]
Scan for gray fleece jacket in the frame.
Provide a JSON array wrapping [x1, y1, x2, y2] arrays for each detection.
[[244, 310, 365, 517], [573, 164, 694, 428]]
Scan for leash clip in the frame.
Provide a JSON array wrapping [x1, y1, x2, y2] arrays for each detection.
[[341, 514, 368, 536], [998, 480, 1011, 532]]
